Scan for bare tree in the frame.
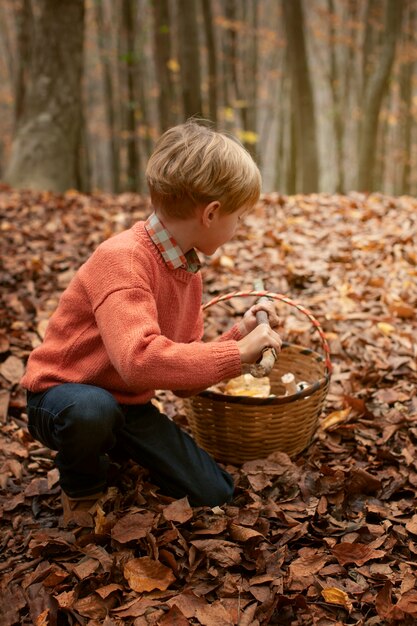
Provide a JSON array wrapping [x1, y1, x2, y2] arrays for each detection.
[[399, 3, 415, 194], [120, 0, 140, 191], [4, 0, 85, 191], [177, 0, 203, 119], [0, 2, 16, 86], [282, 0, 319, 193], [326, 0, 344, 192], [222, 0, 259, 158], [152, 0, 176, 131], [357, 0, 403, 191], [201, 0, 218, 124], [95, 0, 120, 192]]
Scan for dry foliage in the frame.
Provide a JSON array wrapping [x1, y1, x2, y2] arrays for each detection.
[[0, 187, 416, 625]]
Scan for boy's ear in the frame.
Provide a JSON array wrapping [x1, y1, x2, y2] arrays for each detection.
[[201, 201, 221, 227]]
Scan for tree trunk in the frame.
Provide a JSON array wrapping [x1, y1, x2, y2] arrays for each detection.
[[121, 0, 140, 191], [399, 4, 415, 195], [327, 0, 345, 193], [177, 0, 203, 119], [75, 107, 91, 192], [0, 3, 16, 86], [4, 0, 85, 192], [201, 0, 218, 124], [95, 0, 120, 192], [357, 0, 403, 191], [223, 0, 258, 158], [282, 0, 319, 193], [222, 0, 238, 131], [243, 0, 259, 160], [287, 106, 297, 195], [152, 0, 176, 131], [361, 0, 379, 95], [274, 75, 287, 192]]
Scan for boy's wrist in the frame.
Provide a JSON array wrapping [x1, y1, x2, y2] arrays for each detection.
[[237, 320, 249, 337]]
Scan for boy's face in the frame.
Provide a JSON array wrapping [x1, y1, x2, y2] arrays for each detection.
[[196, 205, 250, 256]]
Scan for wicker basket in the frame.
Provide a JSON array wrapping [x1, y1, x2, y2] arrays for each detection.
[[184, 290, 332, 464]]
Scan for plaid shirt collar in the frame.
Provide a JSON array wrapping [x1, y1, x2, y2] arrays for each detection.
[[144, 212, 201, 273]]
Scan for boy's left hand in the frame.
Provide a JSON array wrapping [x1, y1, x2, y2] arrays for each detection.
[[238, 300, 281, 336]]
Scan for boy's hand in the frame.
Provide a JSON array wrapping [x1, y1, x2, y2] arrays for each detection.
[[237, 324, 282, 364], [238, 301, 281, 336]]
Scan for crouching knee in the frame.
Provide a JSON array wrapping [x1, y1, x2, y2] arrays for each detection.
[[61, 388, 122, 439]]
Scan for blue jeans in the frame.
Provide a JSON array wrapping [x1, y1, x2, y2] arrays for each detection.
[[26, 383, 234, 506]]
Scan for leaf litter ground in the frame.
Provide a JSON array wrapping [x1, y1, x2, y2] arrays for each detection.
[[0, 189, 416, 625]]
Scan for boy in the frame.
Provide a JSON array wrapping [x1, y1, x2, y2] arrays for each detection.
[[21, 121, 282, 526]]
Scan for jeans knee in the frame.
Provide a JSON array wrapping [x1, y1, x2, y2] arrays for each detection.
[[60, 388, 122, 440]]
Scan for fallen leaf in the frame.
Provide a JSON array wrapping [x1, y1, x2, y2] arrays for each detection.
[[111, 509, 155, 543], [405, 514, 417, 535], [320, 409, 351, 431], [332, 542, 385, 566], [321, 587, 353, 611], [191, 539, 242, 567], [163, 496, 193, 523], [0, 355, 25, 384], [377, 322, 396, 336], [123, 557, 175, 592]]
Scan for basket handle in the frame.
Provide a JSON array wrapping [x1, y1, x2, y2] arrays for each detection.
[[203, 290, 332, 377]]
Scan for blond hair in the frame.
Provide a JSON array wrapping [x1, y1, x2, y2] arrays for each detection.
[[146, 120, 261, 218]]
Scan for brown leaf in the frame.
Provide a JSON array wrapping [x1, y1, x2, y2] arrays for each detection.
[[0, 355, 25, 385], [0, 331, 10, 353], [157, 605, 189, 625], [25, 477, 53, 497], [405, 514, 417, 535], [123, 556, 175, 592], [74, 593, 115, 619], [195, 599, 237, 626], [111, 596, 162, 619], [289, 550, 328, 578], [52, 590, 75, 609], [162, 496, 193, 523], [95, 583, 123, 599], [375, 388, 409, 404], [397, 591, 417, 617], [229, 522, 263, 542], [332, 542, 385, 566], [166, 592, 209, 618], [71, 557, 100, 580], [111, 509, 155, 543], [191, 539, 242, 567], [0, 390, 10, 422], [375, 581, 394, 619], [388, 301, 415, 319], [346, 467, 381, 496]]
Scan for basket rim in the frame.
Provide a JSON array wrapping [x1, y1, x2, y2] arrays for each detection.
[[196, 341, 330, 405]]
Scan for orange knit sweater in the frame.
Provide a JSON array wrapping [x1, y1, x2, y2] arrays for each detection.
[[21, 221, 243, 404]]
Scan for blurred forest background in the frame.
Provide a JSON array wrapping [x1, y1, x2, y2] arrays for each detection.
[[0, 0, 414, 196]]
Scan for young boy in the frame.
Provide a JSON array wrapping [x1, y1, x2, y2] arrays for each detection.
[[21, 121, 282, 526]]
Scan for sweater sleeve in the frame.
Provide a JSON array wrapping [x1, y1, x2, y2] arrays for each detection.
[[94, 286, 242, 392], [218, 323, 244, 342]]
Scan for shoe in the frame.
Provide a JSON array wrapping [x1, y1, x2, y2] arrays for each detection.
[[61, 490, 104, 528]]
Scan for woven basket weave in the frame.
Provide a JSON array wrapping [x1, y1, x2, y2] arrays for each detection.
[[184, 291, 332, 464]]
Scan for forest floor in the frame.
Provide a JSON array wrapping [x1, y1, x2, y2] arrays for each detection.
[[0, 188, 416, 626]]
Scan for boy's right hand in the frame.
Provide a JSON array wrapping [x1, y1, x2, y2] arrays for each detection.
[[237, 324, 282, 364]]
